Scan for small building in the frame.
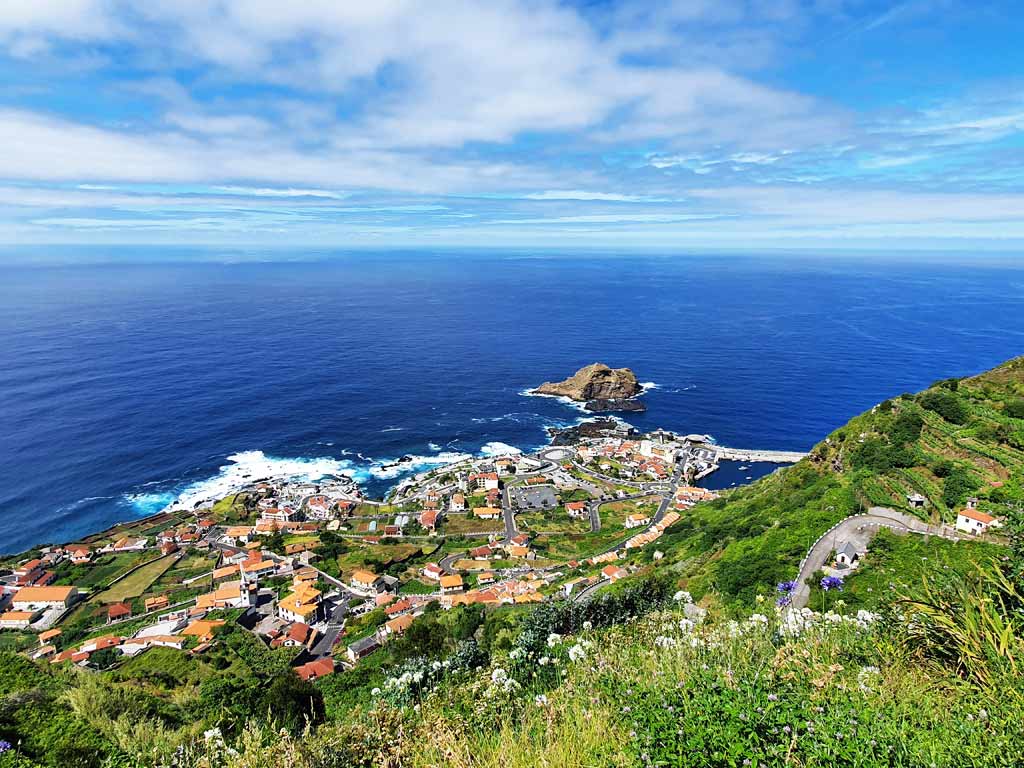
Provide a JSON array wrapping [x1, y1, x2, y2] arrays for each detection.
[[12, 585, 78, 612], [67, 545, 92, 565], [384, 613, 415, 636], [835, 541, 860, 568], [182, 619, 226, 641], [449, 493, 466, 512], [295, 657, 334, 682], [565, 501, 588, 519], [346, 634, 381, 663], [469, 472, 500, 491], [271, 622, 318, 649], [440, 574, 464, 594], [422, 563, 444, 581], [601, 564, 627, 582], [470, 544, 495, 560], [956, 508, 999, 535], [477, 571, 496, 585], [419, 510, 440, 531], [196, 580, 251, 611], [907, 493, 927, 509], [111, 537, 148, 552], [107, 602, 132, 623], [0, 610, 38, 629], [145, 595, 170, 613], [473, 506, 502, 520], [351, 569, 384, 593], [624, 513, 651, 529], [38, 628, 62, 646], [277, 582, 323, 624]]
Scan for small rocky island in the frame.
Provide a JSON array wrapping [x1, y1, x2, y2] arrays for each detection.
[[532, 363, 646, 412]]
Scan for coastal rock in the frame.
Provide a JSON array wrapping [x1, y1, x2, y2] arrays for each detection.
[[584, 398, 647, 413], [546, 418, 638, 446], [533, 363, 642, 402]]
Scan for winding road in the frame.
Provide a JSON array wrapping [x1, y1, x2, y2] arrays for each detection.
[[788, 507, 955, 610]]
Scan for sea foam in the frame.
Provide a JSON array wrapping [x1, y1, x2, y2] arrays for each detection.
[[153, 450, 366, 513]]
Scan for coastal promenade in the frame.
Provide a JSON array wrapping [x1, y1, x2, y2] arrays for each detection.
[[711, 446, 808, 463]]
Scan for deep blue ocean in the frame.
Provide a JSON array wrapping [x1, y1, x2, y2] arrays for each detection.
[[1, 249, 1022, 554]]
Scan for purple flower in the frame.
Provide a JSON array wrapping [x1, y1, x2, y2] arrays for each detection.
[[776, 595, 791, 607], [0, 740, 11, 754], [820, 575, 844, 592], [777, 580, 797, 594]]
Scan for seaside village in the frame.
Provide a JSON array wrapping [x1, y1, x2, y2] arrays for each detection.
[[4, 428, 996, 681]]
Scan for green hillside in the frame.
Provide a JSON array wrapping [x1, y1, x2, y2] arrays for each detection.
[[1, 358, 1022, 768], [657, 356, 1024, 606]]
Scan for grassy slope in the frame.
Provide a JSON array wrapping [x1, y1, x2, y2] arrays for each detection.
[[656, 356, 1024, 606], [3, 358, 1024, 767]]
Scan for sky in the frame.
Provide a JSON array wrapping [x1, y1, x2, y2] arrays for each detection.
[[1, 1, 1023, 251]]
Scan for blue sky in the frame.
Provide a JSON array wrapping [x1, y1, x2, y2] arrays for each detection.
[[1, 0, 1023, 250]]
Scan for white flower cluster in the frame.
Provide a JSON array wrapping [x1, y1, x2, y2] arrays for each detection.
[[546, 632, 562, 648], [673, 590, 693, 604], [379, 657, 454, 705], [567, 640, 591, 663], [857, 665, 881, 692], [780, 608, 879, 637], [486, 667, 521, 696]]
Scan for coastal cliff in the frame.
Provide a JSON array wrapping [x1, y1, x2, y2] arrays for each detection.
[[533, 363, 642, 402]]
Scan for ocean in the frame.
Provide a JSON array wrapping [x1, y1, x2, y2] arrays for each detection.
[[1, 249, 1022, 554]]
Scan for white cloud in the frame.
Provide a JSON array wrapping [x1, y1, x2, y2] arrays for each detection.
[[0, 1, 844, 154], [212, 186, 350, 200], [489, 213, 725, 225], [691, 186, 1024, 225], [523, 190, 676, 202]]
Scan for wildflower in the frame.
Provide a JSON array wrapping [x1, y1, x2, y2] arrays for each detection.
[[673, 590, 693, 603], [857, 666, 880, 692], [582, 620, 593, 631], [371, 687, 382, 696], [777, 580, 798, 594], [776, 595, 791, 608], [546, 632, 562, 648], [767, 693, 779, 702], [0, 741, 11, 754], [568, 643, 587, 662], [535, 694, 549, 707], [491, 668, 508, 684], [820, 575, 844, 592], [755, 594, 765, 603], [203, 728, 223, 743]]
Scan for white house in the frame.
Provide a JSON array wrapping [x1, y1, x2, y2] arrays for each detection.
[[835, 541, 860, 568], [12, 585, 78, 611], [624, 513, 650, 529], [956, 508, 999, 535]]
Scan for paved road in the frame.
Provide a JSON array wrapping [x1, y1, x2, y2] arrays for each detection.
[[500, 486, 519, 541], [310, 595, 352, 657], [789, 508, 952, 610]]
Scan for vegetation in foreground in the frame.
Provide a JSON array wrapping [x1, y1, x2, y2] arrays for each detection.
[[2, 357, 1023, 767]]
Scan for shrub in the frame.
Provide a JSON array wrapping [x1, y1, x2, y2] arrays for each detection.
[[919, 390, 969, 424], [942, 468, 976, 507], [1005, 399, 1024, 419]]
